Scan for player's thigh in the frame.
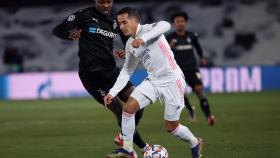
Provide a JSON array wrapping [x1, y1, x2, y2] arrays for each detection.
[[130, 79, 158, 109], [84, 84, 110, 105], [118, 81, 134, 102], [161, 79, 186, 121], [79, 72, 112, 105]]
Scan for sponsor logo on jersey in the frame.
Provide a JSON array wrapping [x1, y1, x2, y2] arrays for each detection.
[[89, 27, 97, 33], [89, 27, 116, 38], [139, 48, 151, 64], [176, 44, 193, 50]]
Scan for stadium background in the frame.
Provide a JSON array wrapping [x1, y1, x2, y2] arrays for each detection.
[[1, 0, 280, 99], [0, 0, 280, 158]]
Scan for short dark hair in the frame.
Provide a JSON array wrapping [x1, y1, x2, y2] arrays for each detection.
[[95, 0, 113, 2], [118, 7, 139, 19], [171, 11, 189, 23]]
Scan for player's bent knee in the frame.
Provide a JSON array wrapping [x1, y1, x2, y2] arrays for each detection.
[[194, 85, 204, 94], [123, 97, 140, 114], [165, 120, 179, 133], [195, 84, 203, 90], [123, 105, 135, 114]]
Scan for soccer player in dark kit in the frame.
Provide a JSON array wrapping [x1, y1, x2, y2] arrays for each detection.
[[52, 0, 147, 156], [166, 11, 215, 125]]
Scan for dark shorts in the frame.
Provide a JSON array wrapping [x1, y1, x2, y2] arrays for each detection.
[[183, 68, 203, 90], [79, 68, 133, 105]]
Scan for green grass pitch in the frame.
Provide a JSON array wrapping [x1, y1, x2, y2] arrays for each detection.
[[0, 91, 280, 158]]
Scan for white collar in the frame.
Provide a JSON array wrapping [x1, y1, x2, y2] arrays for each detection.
[[134, 23, 141, 38]]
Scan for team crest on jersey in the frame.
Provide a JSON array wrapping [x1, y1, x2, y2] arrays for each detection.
[[67, 15, 75, 21], [113, 19, 118, 29], [187, 37, 191, 43]]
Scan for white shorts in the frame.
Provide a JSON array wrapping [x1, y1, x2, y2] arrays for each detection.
[[130, 78, 186, 121]]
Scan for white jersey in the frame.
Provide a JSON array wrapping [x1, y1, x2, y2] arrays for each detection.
[[109, 21, 184, 97]]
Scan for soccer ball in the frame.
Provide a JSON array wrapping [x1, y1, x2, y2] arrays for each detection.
[[143, 144, 168, 158]]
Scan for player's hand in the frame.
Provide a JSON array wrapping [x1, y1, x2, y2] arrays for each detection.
[[169, 39, 177, 48], [200, 58, 208, 66], [69, 29, 82, 40], [114, 49, 126, 59], [132, 38, 145, 48], [103, 94, 113, 107]]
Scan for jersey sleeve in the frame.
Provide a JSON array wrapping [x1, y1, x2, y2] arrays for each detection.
[[192, 33, 204, 58], [108, 47, 139, 98], [52, 10, 82, 40], [140, 21, 171, 43]]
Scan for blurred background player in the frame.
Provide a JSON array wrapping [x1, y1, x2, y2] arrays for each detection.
[[104, 7, 202, 158], [3, 45, 24, 73], [166, 11, 215, 125], [52, 0, 148, 156]]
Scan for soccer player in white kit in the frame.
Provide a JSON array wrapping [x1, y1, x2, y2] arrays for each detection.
[[104, 7, 202, 158]]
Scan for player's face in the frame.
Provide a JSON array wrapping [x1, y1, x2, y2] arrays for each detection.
[[117, 13, 138, 37], [95, 0, 113, 15], [173, 16, 186, 32]]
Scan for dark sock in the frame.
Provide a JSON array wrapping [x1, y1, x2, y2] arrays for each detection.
[[133, 130, 147, 149], [133, 109, 146, 149], [200, 98, 211, 118], [184, 96, 194, 113]]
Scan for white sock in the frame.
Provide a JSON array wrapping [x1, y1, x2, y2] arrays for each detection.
[[171, 124, 198, 148], [122, 111, 135, 152]]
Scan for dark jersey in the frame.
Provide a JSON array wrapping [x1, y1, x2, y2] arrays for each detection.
[[166, 31, 203, 70], [53, 7, 126, 72]]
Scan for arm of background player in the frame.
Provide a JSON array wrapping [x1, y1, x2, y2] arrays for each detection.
[[109, 50, 139, 98], [52, 10, 82, 40], [166, 33, 177, 49], [140, 21, 171, 43], [192, 33, 204, 58]]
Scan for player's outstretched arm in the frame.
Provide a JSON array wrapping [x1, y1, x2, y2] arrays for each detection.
[[52, 10, 82, 40], [192, 33, 204, 58], [108, 50, 138, 98], [140, 21, 171, 43]]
